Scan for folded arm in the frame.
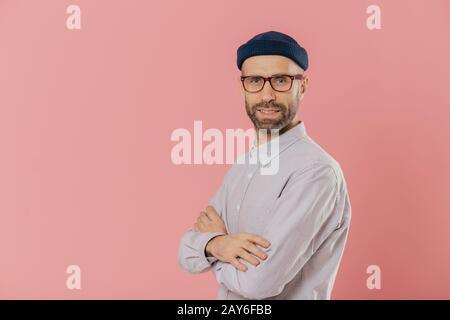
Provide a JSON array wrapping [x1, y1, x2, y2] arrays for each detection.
[[211, 163, 341, 299], [177, 172, 230, 274]]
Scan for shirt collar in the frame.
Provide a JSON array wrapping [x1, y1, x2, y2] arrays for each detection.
[[250, 120, 308, 167]]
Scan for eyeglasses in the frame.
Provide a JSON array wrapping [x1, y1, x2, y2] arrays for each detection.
[[240, 74, 305, 93]]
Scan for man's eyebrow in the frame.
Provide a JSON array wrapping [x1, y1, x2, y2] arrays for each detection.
[[241, 72, 289, 77]]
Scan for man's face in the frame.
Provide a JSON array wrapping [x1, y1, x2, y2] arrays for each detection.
[[241, 55, 308, 130]]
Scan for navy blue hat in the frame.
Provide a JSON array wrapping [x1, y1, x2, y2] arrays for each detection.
[[237, 31, 308, 71]]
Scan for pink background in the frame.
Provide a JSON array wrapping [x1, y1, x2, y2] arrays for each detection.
[[1, 0, 449, 299]]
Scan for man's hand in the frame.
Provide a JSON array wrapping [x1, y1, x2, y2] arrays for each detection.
[[193, 206, 227, 234], [205, 233, 271, 272], [193, 205, 271, 272]]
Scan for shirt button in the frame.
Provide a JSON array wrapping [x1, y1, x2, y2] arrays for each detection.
[[236, 204, 240, 211], [247, 173, 252, 179]]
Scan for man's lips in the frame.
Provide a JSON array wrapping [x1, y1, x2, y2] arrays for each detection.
[[256, 108, 281, 115], [256, 108, 281, 119]]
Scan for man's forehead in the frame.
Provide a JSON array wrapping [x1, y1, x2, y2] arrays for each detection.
[[241, 55, 303, 76]]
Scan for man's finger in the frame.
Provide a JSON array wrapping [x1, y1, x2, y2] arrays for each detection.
[[198, 219, 207, 230], [205, 206, 221, 221], [229, 258, 247, 272], [238, 249, 260, 267], [200, 211, 211, 221], [242, 233, 271, 248], [197, 214, 209, 225], [242, 242, 268, 261], [199, 218, 210, 228]]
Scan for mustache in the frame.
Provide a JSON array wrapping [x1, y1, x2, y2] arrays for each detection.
[[251, 102, 286, 111]]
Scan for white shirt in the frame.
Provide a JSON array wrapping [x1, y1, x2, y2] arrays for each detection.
[[178, 121, 352, 299]]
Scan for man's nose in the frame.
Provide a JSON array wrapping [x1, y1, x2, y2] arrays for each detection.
[[261, 80, 276, 102]]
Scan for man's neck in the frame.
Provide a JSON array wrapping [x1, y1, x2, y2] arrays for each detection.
[[256, 120, 301, 146]]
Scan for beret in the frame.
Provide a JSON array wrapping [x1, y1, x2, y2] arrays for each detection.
[[237, 31, 308, 71]]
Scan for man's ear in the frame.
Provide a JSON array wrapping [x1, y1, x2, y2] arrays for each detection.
[[297, 78, 308, 101], [298, 76, 308, 98], [238, 76, 245, 98]]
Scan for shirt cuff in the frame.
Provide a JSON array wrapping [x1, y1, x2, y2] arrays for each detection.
[[195, 231, 226, 268]]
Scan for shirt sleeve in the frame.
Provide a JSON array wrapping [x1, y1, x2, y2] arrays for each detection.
[[212, 162, 342, 299], [177, 170, 229, 274]]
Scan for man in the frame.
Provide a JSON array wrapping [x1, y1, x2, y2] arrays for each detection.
[[178, 31, 352, 300]]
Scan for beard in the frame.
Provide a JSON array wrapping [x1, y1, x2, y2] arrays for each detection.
[[245, 99, 298, 130]]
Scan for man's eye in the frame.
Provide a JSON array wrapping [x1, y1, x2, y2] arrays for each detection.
[[249, 77, 262, 84], [274, 77, 287, 84]]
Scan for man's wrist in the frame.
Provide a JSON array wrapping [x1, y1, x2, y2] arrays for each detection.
[[205, 234, 224, 258]]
